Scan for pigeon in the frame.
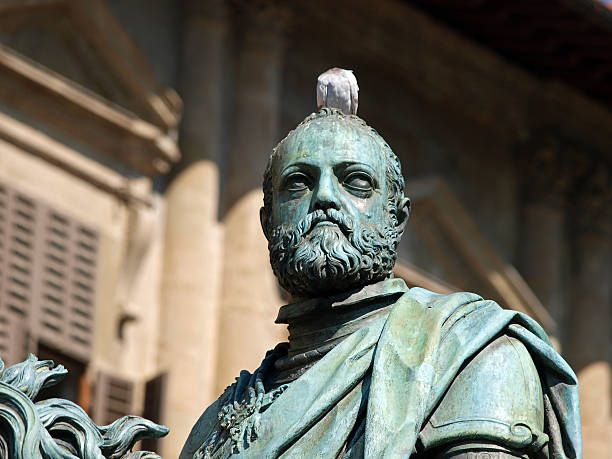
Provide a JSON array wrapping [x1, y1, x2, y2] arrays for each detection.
[[316, 67, 359, 115]]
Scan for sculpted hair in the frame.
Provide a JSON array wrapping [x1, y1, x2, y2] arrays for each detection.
[[261, 108, 406, 237]]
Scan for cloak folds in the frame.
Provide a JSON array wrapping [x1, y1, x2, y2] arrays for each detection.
[[181, 288, 581, 459]]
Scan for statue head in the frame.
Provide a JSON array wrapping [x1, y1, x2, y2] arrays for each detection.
[[260, 108, 410, 298]]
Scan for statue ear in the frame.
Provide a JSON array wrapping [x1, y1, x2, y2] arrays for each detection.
[[260, 207, 270, 241], [395, 197, 411, 237]]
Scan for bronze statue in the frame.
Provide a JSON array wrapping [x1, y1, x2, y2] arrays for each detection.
[[0, 69, 580, 459], [180, 70, 581, 458]]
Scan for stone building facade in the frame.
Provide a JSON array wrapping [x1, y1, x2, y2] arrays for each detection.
[[0, 0, 609, 457]]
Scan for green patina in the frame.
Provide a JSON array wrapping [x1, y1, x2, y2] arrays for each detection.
[[0, 354, 168, 458], [181, 110, 582, 458]]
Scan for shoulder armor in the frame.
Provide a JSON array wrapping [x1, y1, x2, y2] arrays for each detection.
[[419, 334, 548, 454]]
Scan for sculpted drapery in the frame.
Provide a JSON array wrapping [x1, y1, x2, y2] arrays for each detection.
[[181, 280, 580, 458]]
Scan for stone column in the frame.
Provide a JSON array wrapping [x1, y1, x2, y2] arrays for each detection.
[[566, 160, 612, 457], [517, 138, 570, 346], [158, 1, 227, 457], [518, 204, 565, 338], [216, 2, 289, 395]]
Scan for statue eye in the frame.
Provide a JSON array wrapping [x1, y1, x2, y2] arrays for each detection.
[[284, 173, 311, 192], [343, 172, 373, 194]]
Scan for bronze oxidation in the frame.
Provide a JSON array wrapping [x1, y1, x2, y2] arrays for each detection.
[[180, 102, 581, 458], [0, 354, 168, 458]]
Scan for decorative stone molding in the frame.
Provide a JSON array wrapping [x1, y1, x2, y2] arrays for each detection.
[[0, 44, 179, 176], [0, 0, 181, 131], [0, 0, 182, 175]]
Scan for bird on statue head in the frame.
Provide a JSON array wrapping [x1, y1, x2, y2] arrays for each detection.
[[316, 67, 359, 115]]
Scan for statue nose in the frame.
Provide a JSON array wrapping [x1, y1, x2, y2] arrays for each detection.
[[311, 173, 341, 211]]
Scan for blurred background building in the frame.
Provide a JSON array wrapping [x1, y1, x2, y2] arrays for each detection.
[[0, 0, 610, 456]]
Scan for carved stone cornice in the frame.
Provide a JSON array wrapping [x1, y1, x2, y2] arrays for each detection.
[[0, 13, 181, 175]]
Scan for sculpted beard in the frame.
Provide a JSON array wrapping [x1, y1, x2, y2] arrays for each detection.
[[268, 207, 399, 297]]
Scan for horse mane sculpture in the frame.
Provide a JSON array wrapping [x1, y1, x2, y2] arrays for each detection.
[[0, 354, 167, 458]]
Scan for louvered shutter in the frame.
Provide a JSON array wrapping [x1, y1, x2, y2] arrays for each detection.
[[140, 373, 167, 452], [0, 181, 98, 364], [38, 209, 98, 361], [0, 185, 36, 364], [92, 372, 135, 425]]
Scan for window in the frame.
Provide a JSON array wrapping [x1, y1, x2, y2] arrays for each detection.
[[0, 181, 98, 365]]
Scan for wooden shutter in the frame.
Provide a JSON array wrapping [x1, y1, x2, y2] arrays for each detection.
[[0, 181, 98, 364], [0, 187, 36, 317], [0, 184, 36, 364], [38, 209, 98, 361], [140, 373, 167, 452], [92, 372, 135, 425]]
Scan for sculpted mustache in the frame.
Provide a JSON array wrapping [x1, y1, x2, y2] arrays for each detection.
[[296, 208, 354, 237]]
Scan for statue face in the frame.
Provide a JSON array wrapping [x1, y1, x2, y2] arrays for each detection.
[[263, 117, 407, 297], [271, 122, 391, 233]]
